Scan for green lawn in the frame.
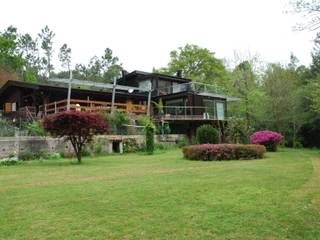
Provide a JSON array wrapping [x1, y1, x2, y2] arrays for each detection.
[[1, 148, 320, 240]]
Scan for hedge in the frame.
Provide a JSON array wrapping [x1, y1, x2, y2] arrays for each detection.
[[182, 144, 266, 161]]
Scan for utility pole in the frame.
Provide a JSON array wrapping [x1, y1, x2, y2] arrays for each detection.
[[111, 77, 117, 114], [67, 70, 72, 111]]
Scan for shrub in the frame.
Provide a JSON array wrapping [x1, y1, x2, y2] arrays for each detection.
[[43, 111, 107, 163], [26, 121, 47, 136], [250, 130, 284, 152], [123, 138, 142, 153], [145, 122, 155, 154], [18, 150, 50, 161], [196, 124, 219, 144], [182, 144, 266, 161], [0, 157, 20, 166], [107, 111, 131, 135], [177, 136, 189, 148], [0, 118, 15, 137]]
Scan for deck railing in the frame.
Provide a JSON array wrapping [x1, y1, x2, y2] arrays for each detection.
[[154, 106, 226, 121], [39, 99, 147, 116]]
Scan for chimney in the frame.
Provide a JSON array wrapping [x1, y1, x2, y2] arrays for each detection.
[[121, 70, 129, 78], [176, 70, 182, 78]]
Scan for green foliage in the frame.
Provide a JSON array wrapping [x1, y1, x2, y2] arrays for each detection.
[[0, 118, 15, 137], [38, 25, 55, 78], [154, 44, 229, 91], [18, 150, 50, 161], [176, 136, 189, 148], [26, 121, 46, 136], [196, 124, 219, 144], [137, 115, 153, 127], [225, 118, 253, 144], [0, 157, 20, 166], [73, 48, 122, 83], [152, 98, 164, 115], [0, 26, 24, 72], [145, 122, 155, 154], [107, 111, 131, 135], [123, 138, 142, 153], [58, 43, 72, 71], [156, 122, 171, 135]]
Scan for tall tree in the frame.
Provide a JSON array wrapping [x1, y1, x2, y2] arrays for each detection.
[[18, 33, 40, 82], [38, 26, 55, 79], [58, 43, 72, 72], [0, 26, 24, 73], [230, 61, 264, 136], [73, 48, 122, 82], [262, 63, 303, 146], [155, 44, 229, 91]]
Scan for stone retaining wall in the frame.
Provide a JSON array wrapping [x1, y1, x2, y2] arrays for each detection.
[[0, 134, 186, 159]]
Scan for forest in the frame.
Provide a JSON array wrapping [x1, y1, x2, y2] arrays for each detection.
[[1, 0, 320, 148]]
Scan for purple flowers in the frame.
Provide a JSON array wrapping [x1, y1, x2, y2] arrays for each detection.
[[250, 131, 283, 151]]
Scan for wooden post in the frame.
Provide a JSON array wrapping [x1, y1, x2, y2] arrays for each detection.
[[44, 104, 47, 116], [111, 78, 117, 114], [67, 70, 72, 111], [54, 102, 57, 113]]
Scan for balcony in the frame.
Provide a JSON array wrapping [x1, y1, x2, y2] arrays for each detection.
[[38, 99, 147, 117]]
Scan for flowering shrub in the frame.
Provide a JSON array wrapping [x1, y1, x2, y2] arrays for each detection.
[[250, 131, 284, 152], [43, 111, 107, 163], [182, 144, 266, 161]]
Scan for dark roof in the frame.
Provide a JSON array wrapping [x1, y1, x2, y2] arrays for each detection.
[[0, 80, 148, 99], [117, 70, 192, 84]]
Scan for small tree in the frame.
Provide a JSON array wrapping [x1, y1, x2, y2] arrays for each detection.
[[145, 122, 155, 154], [196, 124, 219, 144], [43, 112, 107, 163]]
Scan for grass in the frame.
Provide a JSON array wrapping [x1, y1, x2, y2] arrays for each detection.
[[1, 148, 320, 239]]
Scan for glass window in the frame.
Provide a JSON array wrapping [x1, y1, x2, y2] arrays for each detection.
[[139, 80, 152, 91], [216, 102, 225, 120], [165, 99, 184, 115], [203, 99, 215, 117]]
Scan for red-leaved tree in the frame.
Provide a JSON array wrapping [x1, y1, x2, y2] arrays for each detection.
[[43, 111, 107, 163]]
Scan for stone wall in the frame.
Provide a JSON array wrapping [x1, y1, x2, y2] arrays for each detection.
[[0, 134, 186, 159]]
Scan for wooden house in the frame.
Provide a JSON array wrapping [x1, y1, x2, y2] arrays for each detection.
[[0, 70, 236, 136]]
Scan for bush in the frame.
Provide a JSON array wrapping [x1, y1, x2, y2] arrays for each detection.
[[107, 111, 131, 135], [145, 122, 155, 154], [26, 121, 47, 136], [0, 118, 15, 137], [123, 138, 142, 153], [299, 118, 320, 148], [0, 157, 20, 166], [250, 130, 284, 152], [196, 124, 219, 144], [177, 136, 189, 148], [18, 150, 50, 161], [182, 144, 266, 161]]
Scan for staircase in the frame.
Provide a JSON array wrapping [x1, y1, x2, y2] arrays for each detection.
[[18, 106, 37, 122]]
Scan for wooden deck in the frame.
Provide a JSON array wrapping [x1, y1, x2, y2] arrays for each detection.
[[39, 99, 147, 116]]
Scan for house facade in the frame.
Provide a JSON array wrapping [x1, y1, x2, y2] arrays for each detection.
[[0, 70, 235, 137]]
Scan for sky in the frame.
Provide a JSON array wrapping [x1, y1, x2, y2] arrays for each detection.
[[0, 0, 317, 72]]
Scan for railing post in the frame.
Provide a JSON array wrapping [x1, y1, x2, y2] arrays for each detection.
[[44, 104, 47, 116], [54, 102, 57, 113]]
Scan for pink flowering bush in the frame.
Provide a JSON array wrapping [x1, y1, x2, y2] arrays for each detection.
[[250, 130, 284, 152], [182, 144, 266, 161]]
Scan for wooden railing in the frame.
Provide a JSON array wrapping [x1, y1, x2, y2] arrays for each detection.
[[18, 106, 36, 121], [39, 99, 147, 116]]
